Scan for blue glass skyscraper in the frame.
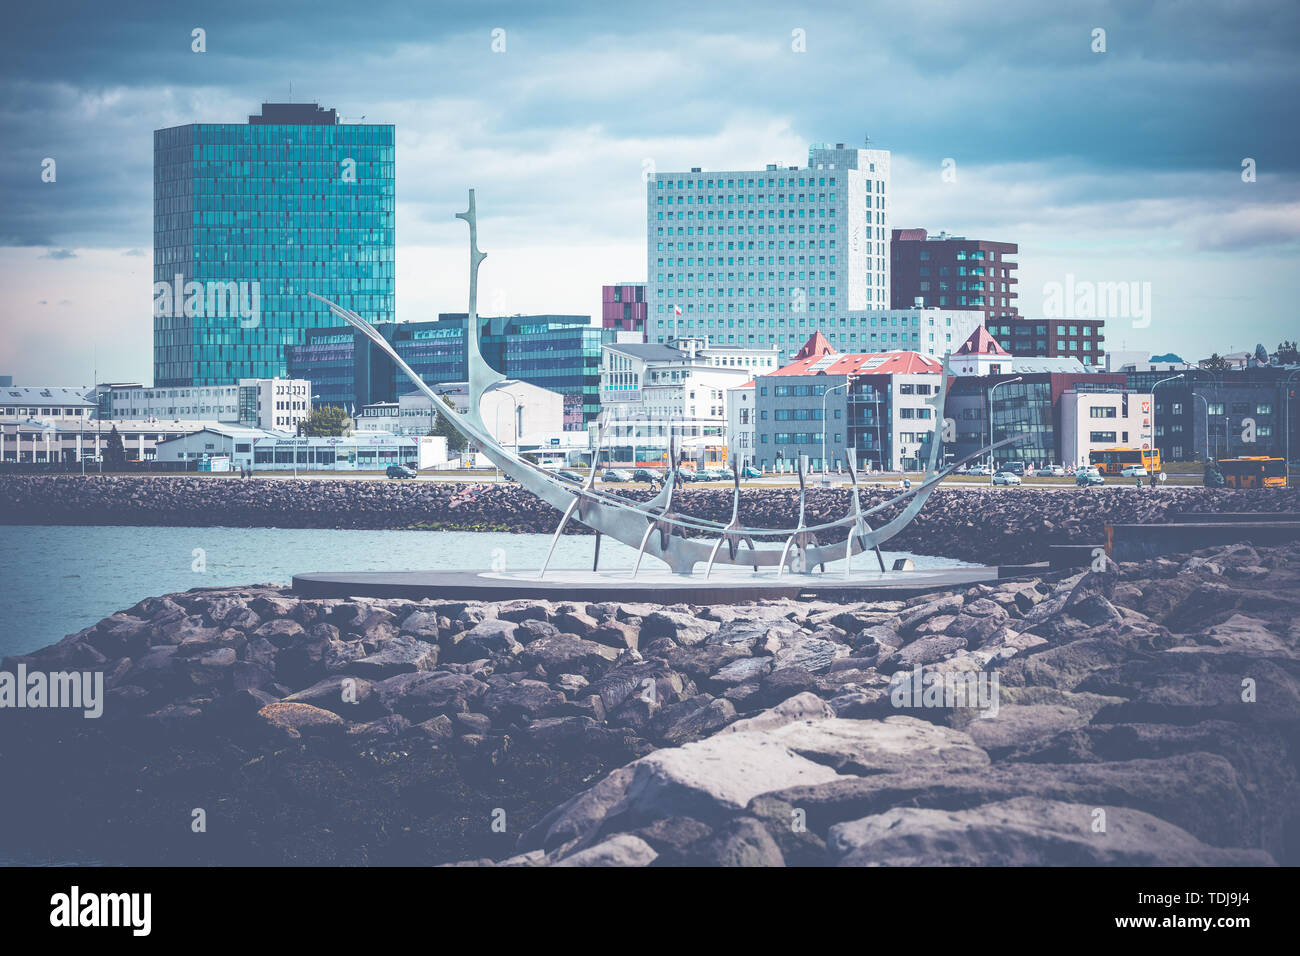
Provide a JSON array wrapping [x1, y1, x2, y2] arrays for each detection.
[[153, 102, 394, 386]]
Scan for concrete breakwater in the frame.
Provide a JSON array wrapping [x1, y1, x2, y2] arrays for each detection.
[[2, 475, 1297, 564], [1, 540, 1297, 866]]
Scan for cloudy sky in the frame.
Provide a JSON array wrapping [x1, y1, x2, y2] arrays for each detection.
[[2, 0, 1297, 385]]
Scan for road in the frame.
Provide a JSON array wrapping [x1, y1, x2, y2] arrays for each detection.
[[204, 469, 1188, 491]]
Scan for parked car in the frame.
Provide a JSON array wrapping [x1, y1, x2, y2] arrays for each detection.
[[714, 466, 736, 481], [1120, 464, 1149, 478], [1076, 468, 1105, 487], [385, 464, 417, 479], [693, 468, 723, 481], [1044, 464, 1067, 477], [992, 471, 1022, 486], [967, 464, 993, 476], [741, 465, 762, 479], [631, 468, 662, 484], [676, 467, 699, 481], [556, 469, 587, 484], [601, 468, 633, 483]]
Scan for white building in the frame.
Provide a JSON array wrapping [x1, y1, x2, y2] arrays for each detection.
[[1104, 351, 1196, 373], [0, 386, 237, 464], [354, 401, 401, 434], [0, 416, 228, 465], [355, 380, 565, 450], [239, 378, 312, 432], [754, 335, 946, 473], [1059, 389, 1155, 469], [599, 338, 777, 466], [0, 385, 96, 421], [95, 378, 311, 432], [156, 427, 448, 473], [727, 380, 757, 469], [950, 326, 1014, 377], [646, 142, 893, 363]]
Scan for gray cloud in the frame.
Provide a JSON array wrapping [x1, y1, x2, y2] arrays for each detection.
[[0, 0, 1297, 377]]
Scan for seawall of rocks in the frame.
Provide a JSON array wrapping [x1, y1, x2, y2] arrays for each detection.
[[2, 475, 1297, 564], [2, 541, 1297, 865]]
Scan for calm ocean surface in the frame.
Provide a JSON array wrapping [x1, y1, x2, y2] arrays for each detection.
[[0, 525, 972, 658]]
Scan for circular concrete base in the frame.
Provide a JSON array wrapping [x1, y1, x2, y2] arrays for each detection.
[[291, 566, 1003, 604]]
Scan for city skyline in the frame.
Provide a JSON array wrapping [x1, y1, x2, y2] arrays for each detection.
[[2, 0, 1298, 385]]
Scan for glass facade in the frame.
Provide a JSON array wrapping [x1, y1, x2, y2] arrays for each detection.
[[395, 323, 468, 391], [504, 323, 612, 429], [288, 313, 610, 429], [286, 329, 361, 409], [154, 105, 395, 386], [989, 381, 1054, 465]]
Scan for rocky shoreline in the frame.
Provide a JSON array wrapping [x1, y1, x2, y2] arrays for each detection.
[[2, 540, 1297, 865], [2, 475, 1297, 563]]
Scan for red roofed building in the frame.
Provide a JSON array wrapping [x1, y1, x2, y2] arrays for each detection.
[[752, 333, 945, 473], [951, 325, 1013, 377], [768, 348, 945, 378], [791, 331, 834, 362]]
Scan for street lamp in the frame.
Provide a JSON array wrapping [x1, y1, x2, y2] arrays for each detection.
[[1150, 373, 1183, 470], [1193, 369, 1224, 461], [493, 388, 521, 480], [1192, 392, 1210, 461], [1284, 369, 1300, 479], [988, 376, 1022, 483], [821, 378, 853, 476]]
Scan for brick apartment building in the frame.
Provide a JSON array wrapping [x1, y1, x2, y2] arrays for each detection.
[[891, 228, 1018, 323]]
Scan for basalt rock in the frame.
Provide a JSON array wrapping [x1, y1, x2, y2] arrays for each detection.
[[4, 538, 1299, 867]]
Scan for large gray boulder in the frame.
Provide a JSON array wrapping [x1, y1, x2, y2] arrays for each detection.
[[754, 751, 1257, 856], [763, 716, 989, 775], [613, 733, 842, 826], [553, 833, 658, 867], [640, 610, 719, 647], [350, 635, 440, 677], [719, 691, 834, 735], [827, 797, 1276, 866]]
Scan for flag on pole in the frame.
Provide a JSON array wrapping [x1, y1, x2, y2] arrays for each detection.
[[673, 305, 682, 316]]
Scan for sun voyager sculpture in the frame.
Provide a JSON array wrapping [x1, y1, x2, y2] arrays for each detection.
[[307, 190, 1022, 586]]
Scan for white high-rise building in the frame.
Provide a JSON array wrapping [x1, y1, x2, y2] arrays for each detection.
[[646, 141, 892, 364]]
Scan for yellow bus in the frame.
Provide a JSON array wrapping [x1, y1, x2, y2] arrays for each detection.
[[1218, 457, 1287, 489], [1088, 446, 1162, 476]]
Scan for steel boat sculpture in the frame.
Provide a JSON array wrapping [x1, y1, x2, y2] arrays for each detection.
[[308, 190, 1023, 579]]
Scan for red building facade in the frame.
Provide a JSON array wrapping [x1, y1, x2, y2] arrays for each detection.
[[601, 283, 647, 336]]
